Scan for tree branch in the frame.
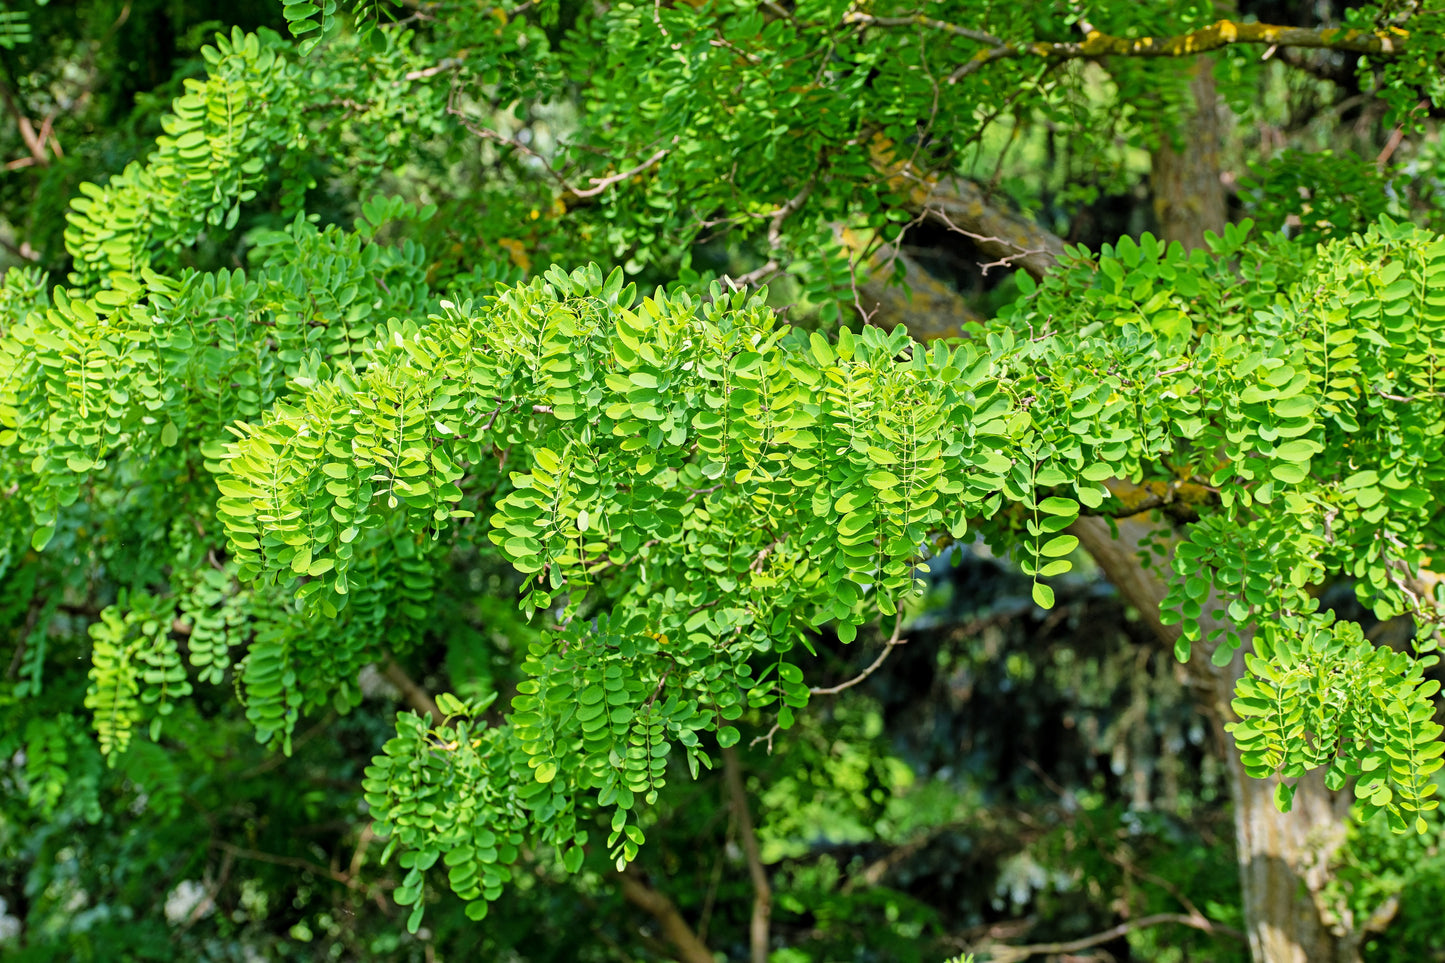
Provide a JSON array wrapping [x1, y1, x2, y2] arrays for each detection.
[[846, 16, 1407, 84], [723, 179, 815, 291], [809, 610, 905, 696], [0, 76, 50, 167], [843, 12, 1003, 46], [1080, 476, 1220, 524], [213, 841, 360, 890], [382, 657, 443, 724], [976, 912, 1246, 962], [722, 748, 771, 963], [567, 147, 670, 200], [617, 867, 716, 963], [869, 137, 1066, 280], [833, 224, 983, 338]]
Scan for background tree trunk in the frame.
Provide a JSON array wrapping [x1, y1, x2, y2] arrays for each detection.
[[1141, 57, 1360, 963], [895, 53, 1369, 960], [1073, 512, 1359, 963]]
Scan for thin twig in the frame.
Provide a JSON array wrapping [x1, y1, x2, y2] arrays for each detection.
[[976, 911, 1245, 962], [808, 610, 906, 696], [214, 841, 360, 889], [928, 207, 1052, 274], [1376, 100, 1426, 170], [173, 848, 235, 936], [724, 177, 815, 290], [569, 148, 670, 198], [404, 57, 465, 82], [842, 12, 1004, 46]]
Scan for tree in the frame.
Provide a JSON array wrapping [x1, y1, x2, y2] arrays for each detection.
[[3, 1, 1445, 961]]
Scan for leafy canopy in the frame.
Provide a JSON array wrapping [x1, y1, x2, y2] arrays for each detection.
[[3, 1, 1445, 934]]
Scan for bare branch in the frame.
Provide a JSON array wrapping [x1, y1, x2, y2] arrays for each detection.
[[214, 841, 361, 890], [833, 222, 982, 339], [0, 77, 51, 167], [809, 610, 905, 696], [382, 657, 443, 724], [404, 57, 466, 81], [842, 12, 1003, 46], [1078, 476, 1220, 524], [723, 179, 815, 292], [870, 137, 1065, 280], [925, 18, 1409, 85], [975, 911, 1246, 962], [173, 848, 235, 936], [568, 148, 670, 199]]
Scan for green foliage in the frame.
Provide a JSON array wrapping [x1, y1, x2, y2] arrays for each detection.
[[7, 0, 1445, 954], [84, 590, 194, 757], [13, 181, 1445, 918], [0, 6, 32, 50], [1331, 793, 1445, 963], [186, 218, 1445, 915], [1241, 149, 1392, 246], [1230, 617, 1441, 832]]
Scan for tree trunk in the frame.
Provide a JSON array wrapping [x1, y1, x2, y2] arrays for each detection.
[[1136, 55, 1361, 962], [1073, 515, 1360, 963], [1150, 57, 1227, 248], [889, 52, 1368, 960]]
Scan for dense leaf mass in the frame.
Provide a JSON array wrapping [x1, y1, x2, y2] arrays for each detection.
[[5, 0, 1445, 946], [7, 208, 1445, 918]]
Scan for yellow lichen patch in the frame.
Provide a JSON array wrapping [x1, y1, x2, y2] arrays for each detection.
[[1100, 477, 1216, 520]]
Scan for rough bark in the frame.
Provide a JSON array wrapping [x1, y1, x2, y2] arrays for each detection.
[[1072, 517, 1359, 963], [722, 748, 772, 963], [1151, 59, 1228, 249], [850, 15, 1407, 86]]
